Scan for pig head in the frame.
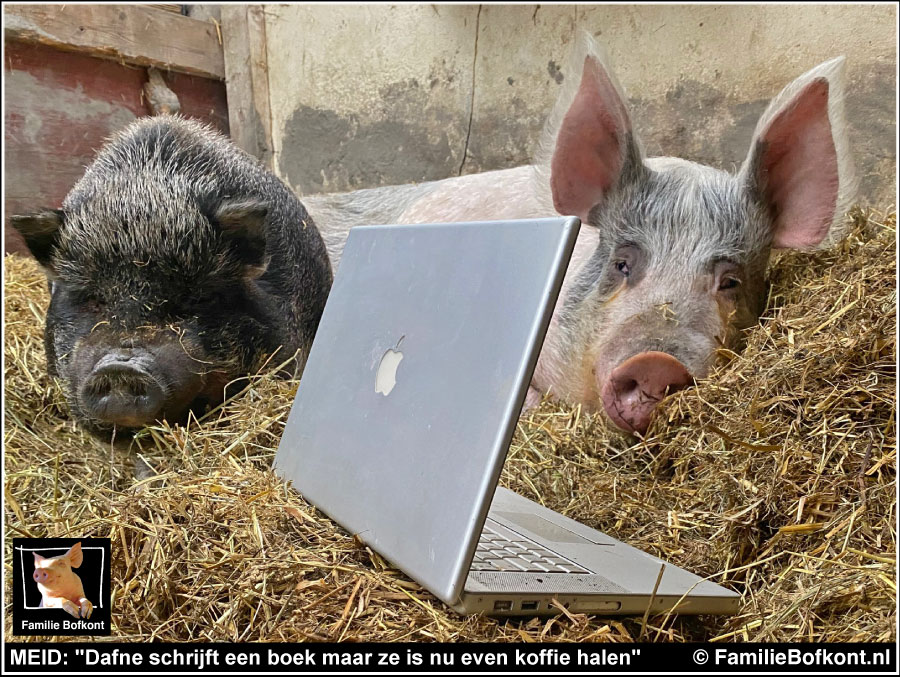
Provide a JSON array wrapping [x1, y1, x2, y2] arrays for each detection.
[[32, 542, 93, 619], [12, 199, 276, 433], [528, 34, 855, 433]]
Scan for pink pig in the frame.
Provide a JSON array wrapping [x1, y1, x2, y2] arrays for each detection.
[[32, 542, 93, 619], [306, 32, 855, 434]]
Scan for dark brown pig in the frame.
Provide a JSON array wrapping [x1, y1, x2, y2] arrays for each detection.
[[12, 116, 333, 434]]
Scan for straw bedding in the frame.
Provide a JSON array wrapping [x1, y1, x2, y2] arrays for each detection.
[[3, 208, 895, 643]]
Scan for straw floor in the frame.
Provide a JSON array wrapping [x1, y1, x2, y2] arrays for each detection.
[[4, 208, 895, 643]]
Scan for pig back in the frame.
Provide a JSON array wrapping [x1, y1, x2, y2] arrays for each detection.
[[305, 165, 553, 269]]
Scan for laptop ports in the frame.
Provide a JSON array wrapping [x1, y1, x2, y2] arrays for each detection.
[[520, 601, 539, 611], [493, 600, 513, 611]]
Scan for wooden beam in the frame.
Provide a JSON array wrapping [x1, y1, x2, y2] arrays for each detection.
[[148, 4, 184, 14], [4, 4, 225, 79], [221, 5, 273, 167]]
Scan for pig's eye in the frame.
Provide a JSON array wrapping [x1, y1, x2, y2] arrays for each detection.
[[608, 244, 642, 287], [71, 292, 104, 314], [83, 298, 103, 313], [714, 261, 744, 296]]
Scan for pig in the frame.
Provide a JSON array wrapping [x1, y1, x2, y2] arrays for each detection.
[[11, 115, 333, 434], [32, 542, 93, 619], [304, 33, 856, 434]]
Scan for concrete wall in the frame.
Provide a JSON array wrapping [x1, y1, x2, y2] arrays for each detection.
[[266, 4, 896, 204]]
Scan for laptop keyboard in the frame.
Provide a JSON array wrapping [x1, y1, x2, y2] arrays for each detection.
[[471, 519, 591, 574]]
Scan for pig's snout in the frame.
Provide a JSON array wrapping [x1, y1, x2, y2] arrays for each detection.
[[600, 351, 693, 434], [33, 569, 49, 583], [80, 354, 165, 428]]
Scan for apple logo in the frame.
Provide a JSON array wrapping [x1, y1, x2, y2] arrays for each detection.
[[375, 337, 404, 396]]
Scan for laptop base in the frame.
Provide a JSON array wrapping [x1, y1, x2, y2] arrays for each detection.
[[456, 488, 740, 617]]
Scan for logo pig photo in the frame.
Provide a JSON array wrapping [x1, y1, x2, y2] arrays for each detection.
[[12, 537, 111, 636]]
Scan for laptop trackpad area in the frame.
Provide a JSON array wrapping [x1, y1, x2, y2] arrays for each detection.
[[493, 511, 611, 545]]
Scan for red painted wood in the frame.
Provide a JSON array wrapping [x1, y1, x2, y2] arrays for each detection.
[[4, 40, 229, 256], [166, 70, 230, 133]]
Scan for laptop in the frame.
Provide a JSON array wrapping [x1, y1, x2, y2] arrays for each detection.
[[274, 217, 740, 617]]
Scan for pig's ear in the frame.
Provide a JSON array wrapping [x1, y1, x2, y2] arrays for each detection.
[[214, 199, 269, 276], [740, 56, 857, 250], [33, 552, 47, 567], [540, 32, 646, 221], [65, 542, 84, 568], [9, 210, 65, 273]]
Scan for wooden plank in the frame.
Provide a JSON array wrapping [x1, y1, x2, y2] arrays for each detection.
[[221, 5, 273, 167], [148, 4, 184, 14], [245, 6, 273, 164], [4, 4, 224, 79]]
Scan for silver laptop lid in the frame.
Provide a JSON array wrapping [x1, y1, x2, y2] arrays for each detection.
[[274, 217, 580, 605]]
